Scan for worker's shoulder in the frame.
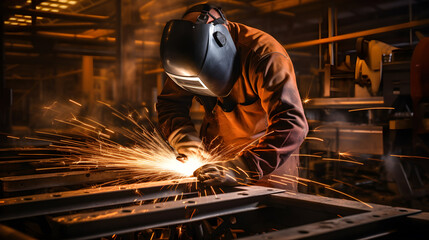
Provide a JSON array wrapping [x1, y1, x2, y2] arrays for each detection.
[[230, 22, 287, 59]]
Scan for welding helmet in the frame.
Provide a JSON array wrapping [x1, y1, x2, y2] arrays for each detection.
[[160, 4, 238, 97]]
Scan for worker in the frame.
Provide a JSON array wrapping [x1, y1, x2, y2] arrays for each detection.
[[157, 4, 308, 190]]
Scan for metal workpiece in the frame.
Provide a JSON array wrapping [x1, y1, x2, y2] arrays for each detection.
[[0, 224, 36, 240], [0, 170, 126, 192], [242, 207, 419, 240], [50, 186, 284, 239], [268, 192, 376, 212], [0, 182, 427, 239], [0, 178, 197, 221], [241, 192, 421, 240]]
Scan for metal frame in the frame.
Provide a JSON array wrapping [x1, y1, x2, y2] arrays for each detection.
[[0, 178, 427, 239], [243, 192, 421, 240], [0, 178, 198, 221], [50, 185, 284, 239]]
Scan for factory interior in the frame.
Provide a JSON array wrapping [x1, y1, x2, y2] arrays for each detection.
[[1, 0, 429, 239]]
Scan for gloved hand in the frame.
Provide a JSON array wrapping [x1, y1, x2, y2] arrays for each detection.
[[193, 157, 252, 186], [168, 126, 209, 159], [177, 145, 210, 160]]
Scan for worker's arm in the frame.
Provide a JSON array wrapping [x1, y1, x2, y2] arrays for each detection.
[[194, 52, 308, 186], [156, 77, 203, 155], [240, 52, 308, 179]]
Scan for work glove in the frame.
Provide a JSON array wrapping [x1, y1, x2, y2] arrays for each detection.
[[176, 145, 210, 160], [168, 126, 209, 159], [193, 157, 253, 186]]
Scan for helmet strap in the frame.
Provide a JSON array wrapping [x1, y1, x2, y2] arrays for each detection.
[[187, 4, 227, 25], [197, 10, 226, 25]]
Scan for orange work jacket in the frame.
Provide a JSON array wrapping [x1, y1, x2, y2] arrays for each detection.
[[157, 21, 308, 190]]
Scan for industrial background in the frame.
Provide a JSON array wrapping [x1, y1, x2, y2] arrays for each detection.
[[1, 0, 429, 239]]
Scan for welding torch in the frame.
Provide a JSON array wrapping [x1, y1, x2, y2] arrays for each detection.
[[166, 142, 188, 163], [164, 139, 188, 163], [151, 122, 188, 163], [175, 153, 188, 163]]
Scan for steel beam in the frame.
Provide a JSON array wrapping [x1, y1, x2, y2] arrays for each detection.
[[283, 19, 429, 50], [4, 23, 114, 32], [1, 182, 426, 239], [0, 3, 4, 90], [0, 178, 197, 221], [6, 7, 110, 22], [0, 0, 12, 140], [241, 192, 421, 240], [4, 32, 115, 46], [50, 186, 284, 239], [303, 97, 384, 109], [0, 170, 125, 192], [242, 208, 419, 239], [0, 224, 36, 240]]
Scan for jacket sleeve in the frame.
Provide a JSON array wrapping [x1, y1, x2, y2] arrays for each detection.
[[240, 52, 308, 179], [156, 77, 202, 151]]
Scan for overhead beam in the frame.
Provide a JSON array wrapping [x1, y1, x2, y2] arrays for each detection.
[[4, 22, 115, 32], [4, 32, 159, 47], [283, 18, 429, 49], [253, 0, 321, 14], [6, 7, 110, 22]]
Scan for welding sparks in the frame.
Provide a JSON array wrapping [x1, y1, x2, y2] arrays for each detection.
[[69, 99, 82, 107], [6, 135, 20, 139], [326, 187, 373, 208], [33, 101, 224, 183], [189, 209, 197, 219], [269, 174, 373, 209]]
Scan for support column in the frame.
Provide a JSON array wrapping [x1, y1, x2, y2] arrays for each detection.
[[115, 0, 122, 102], [82, 56, 94, 103], [328, 7, 335, 66], [409, 0, 413, 46], [116, 0, 137, 104], [0, 1, 12, 138]]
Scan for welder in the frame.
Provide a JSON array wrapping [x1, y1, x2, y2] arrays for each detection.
[[157, 4, 308, 190]]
